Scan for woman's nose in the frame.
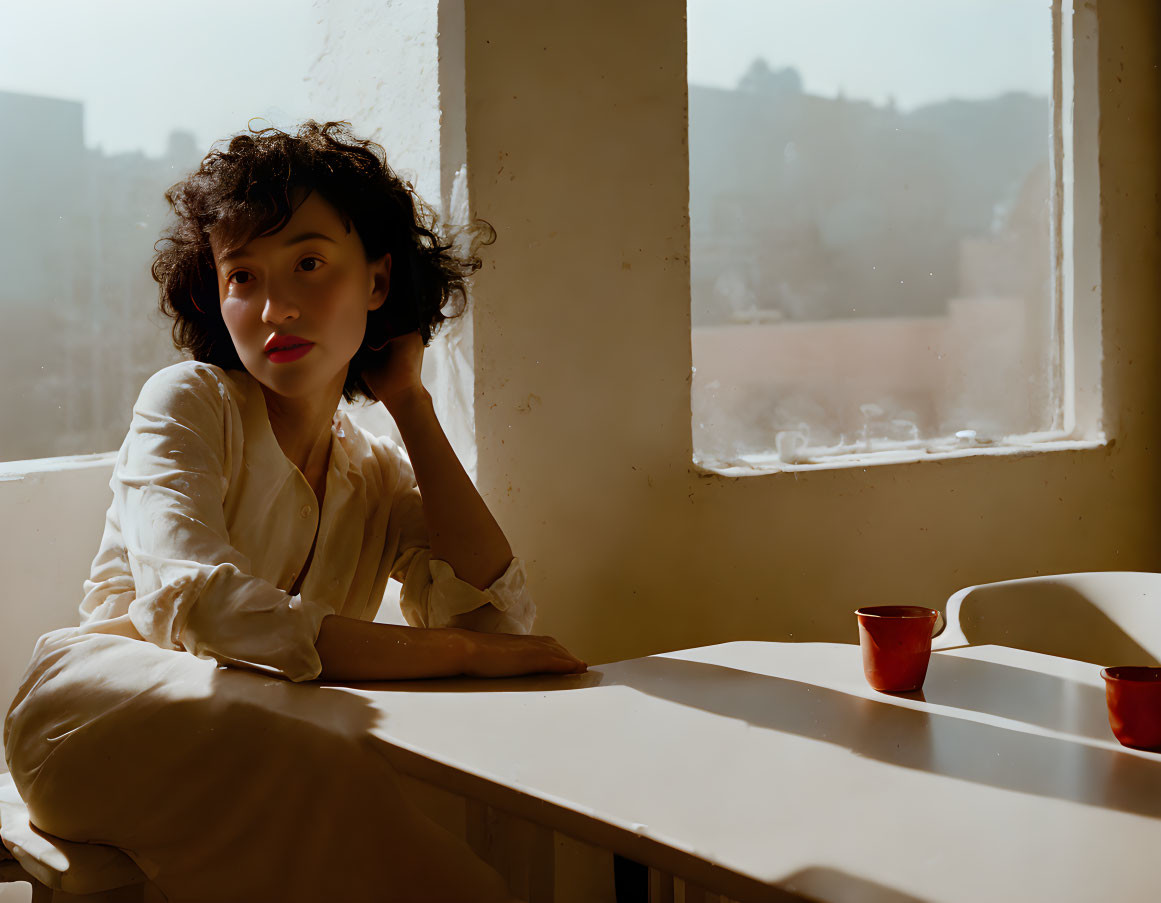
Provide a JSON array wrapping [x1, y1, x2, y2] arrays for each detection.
[[261, 291, 300, 324]]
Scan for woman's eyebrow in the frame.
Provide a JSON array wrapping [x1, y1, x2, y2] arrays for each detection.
[[281, 231, 339, 247], [217, 232, 337, 267]]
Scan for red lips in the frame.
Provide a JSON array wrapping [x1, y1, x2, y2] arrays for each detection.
[[264, 334, 315, 364], [264, 334, 312, 354]]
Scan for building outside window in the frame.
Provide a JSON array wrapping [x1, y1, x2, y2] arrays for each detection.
[[0, 0, 328, 463], [688, 0, 1098, 473]]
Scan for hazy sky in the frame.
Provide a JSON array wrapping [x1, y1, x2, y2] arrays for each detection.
[[688, 0, 1051, 107], [0, 0, 320, 157], [1, 0, 1051, 158]]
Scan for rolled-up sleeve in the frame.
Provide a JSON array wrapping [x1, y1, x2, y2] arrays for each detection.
[[381, 447, 535, 635], [398, 551, 535, 634], [117, 365, 331, 682]]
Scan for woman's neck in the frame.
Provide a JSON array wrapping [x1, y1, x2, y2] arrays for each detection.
[[260, 383, 341, 486]]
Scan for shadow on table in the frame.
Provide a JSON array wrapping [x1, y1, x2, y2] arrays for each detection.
[[780, 866, 931, 903], [606, 656, 1161, 821], [917, 653, 1111, 741], [339, 671, 605, 694]]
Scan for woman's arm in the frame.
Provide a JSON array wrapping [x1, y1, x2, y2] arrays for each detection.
[[113, 363, 333, 683], [358, 333, 585, 675], [314, 614, 585, 681], [367, 333, 513, 590]]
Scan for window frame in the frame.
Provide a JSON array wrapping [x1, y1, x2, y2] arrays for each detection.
[[690, 0, 1105, 478]]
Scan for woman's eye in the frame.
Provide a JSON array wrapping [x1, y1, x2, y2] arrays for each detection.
[[228, 271, 253, 285], [299, 257, 323, 272]]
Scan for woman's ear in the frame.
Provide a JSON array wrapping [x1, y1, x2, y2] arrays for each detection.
[[369, 254, 391, 311]]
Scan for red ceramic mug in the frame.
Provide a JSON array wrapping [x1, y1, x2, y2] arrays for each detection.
[[1101, 666, 1161, 751], [856, 606, 945, 693]]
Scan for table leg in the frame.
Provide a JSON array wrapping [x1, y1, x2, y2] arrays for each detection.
[[467, 796, 489, 859], [680, 881, 717, 903], [466, 798, 556, 902], [528, 823, 555, 903], [648, 867, 674, 903]]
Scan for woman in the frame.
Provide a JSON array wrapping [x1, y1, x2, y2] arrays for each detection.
[[4, 121, 585, 902]]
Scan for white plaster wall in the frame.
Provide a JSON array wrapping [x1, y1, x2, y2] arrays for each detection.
[[307, 0, 442, 205], [462, 0, 1161, 664], [0, 460, 113, 768], [308, 0, 477, 478]]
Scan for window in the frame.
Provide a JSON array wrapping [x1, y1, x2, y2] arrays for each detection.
[[688, 0, 1100, 473], [0, 0, 471, 471], [0, 0, 324, 462]]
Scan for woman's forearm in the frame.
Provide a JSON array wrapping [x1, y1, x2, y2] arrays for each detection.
[[386, 388, 514, 590], [314, 614, 470, 681], [314, 613, 586, 681]]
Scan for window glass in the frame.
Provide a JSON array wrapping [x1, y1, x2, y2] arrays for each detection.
[[688, 0, 1058, 470], [0, 0, 318, 462]]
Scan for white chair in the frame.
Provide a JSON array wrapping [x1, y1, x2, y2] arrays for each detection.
[[0, 771, 147, 902], [935, 571, 1161, 666]]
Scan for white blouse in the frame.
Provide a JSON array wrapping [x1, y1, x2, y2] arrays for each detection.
[[75, 361, 535, 682]]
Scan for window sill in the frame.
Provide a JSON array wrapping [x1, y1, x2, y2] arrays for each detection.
[[693, 433, 1110, 477], [0, 452, 118, 481]]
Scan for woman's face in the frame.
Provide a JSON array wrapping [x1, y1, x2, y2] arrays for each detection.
[[211, 191, 390, 403]]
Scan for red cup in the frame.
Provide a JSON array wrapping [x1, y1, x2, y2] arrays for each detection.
[[1101, 666, 1161, 751], [857, 605, 943, 693]]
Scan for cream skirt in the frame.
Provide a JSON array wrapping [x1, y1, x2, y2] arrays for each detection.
[[4, 627, 511, 903]]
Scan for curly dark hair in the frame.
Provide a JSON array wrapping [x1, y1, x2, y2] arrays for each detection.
[[152, 120, 492, 402]]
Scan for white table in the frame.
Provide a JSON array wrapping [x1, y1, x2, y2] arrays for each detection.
[[330, 642, 1161, 902]]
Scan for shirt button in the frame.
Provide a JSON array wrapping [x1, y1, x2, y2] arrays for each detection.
[[300, 505, 312, 518]]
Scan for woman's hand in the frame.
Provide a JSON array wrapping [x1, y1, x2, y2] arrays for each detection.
[[462, 632, 588, 678], [363, 331, 427, 413]]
